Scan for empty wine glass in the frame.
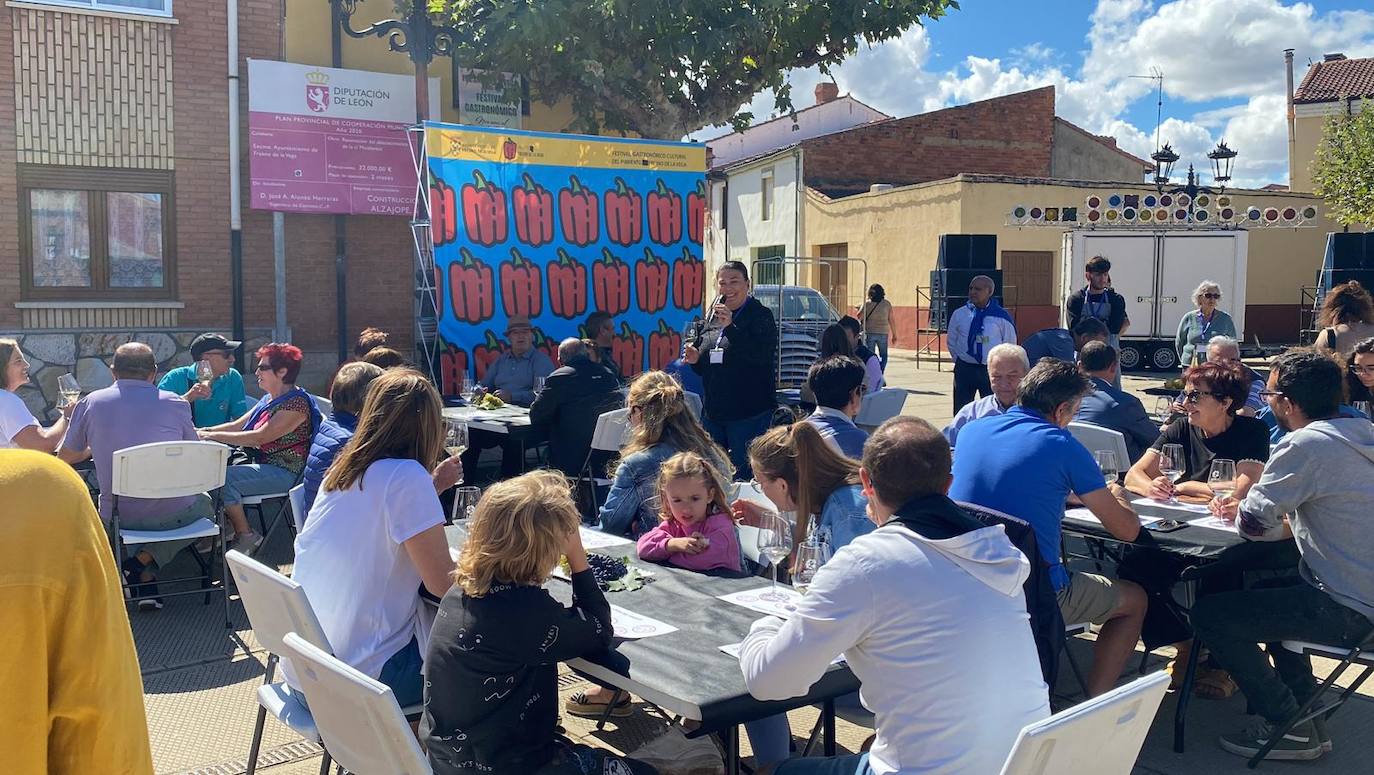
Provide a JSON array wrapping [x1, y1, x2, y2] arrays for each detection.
[[1094, 449, 1120, 486], [1208, 458, 1237, 502], [452, 485, 481, 530], [534, 376, 547, 395], [459, 375, 477, 404], [1158, 443, 1186, 504], [57, 373, 81, 409], [755, 511, 794, 602], [792, 528, 832, 595], [1154, 396, 1174, 424]]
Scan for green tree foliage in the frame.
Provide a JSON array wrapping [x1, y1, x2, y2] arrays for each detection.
[[419, 0, 959, 139], [1312, 100, 1374, 227]]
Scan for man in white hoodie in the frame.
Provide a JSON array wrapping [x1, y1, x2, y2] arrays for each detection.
[[1193, 349, 1374, 762], [738, 416, 1050, 775]]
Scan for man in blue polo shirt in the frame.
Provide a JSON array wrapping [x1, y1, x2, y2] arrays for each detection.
[[158, 333, 248, 428], [949, 358, 1147, 697]]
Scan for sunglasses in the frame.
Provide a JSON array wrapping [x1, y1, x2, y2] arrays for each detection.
[[1181, 390, 1225, 404], [254, 363, 275, 372], [1259, 390, 1284, 400], [1202, 293, 1221, 300]]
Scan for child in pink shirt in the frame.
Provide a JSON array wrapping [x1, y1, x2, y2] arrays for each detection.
[[635, 451, 741, 573]]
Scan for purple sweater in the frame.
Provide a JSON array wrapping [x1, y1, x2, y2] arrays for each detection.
[[636, 511, 741, 573]]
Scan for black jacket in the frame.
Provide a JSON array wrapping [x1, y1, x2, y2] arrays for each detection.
[[528, 356, 623, 475], [690, 295, 779, 422], [1066, 287, 1128, 335]]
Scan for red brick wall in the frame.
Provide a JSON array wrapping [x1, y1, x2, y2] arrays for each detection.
[[801, 87, 1056, 194], [0, 8, 19, 328]]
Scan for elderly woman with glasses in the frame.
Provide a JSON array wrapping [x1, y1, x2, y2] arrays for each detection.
[[1126, 361, 1268, 506], [1175, 281, 1238, 368]]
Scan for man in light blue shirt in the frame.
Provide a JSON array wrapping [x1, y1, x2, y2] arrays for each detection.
[[158, 333, 248, 428], [804, 356, 868, 459], [1074, 341, 1160, 463], [943, 343, 1027, 446], [477, 316, 555, 407]]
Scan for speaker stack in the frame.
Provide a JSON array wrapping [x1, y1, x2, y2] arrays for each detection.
[[930, 234, 1000, 332], [1327, 233, 1374, 289]]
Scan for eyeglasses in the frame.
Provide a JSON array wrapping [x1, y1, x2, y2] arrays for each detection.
[[1258, 390, 1285, 400], [1351, 365, 1374, 376], [254, 363, 274, 372], [1181, 390, 1225, 404], [1202, 293, 1221, 300]]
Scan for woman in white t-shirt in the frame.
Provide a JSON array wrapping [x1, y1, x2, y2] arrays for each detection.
[[285, 368, 461, 708], [0, 338, 70, 451]]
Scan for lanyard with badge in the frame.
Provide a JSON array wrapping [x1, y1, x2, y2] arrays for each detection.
[[708, 295, 737, 364]]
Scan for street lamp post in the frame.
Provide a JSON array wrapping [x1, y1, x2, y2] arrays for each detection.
[[1150, 140, 1239, 220]]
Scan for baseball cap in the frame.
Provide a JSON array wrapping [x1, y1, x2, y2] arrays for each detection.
[[191, 333, 242, 360]]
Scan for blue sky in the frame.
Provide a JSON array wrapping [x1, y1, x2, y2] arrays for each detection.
[[696, 0, 1374, 188]]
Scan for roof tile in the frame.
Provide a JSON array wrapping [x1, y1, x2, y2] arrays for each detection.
[[1294, 57, 1374, 104]]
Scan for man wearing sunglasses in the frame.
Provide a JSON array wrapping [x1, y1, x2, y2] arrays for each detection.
[[158, 333, 247, 428], [1193, 350, 1374, 761]]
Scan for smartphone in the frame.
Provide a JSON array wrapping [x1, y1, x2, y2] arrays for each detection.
[[1143, 518, 1187, 533]]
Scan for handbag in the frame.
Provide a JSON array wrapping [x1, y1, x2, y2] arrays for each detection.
[[625, 724, 723, 775]]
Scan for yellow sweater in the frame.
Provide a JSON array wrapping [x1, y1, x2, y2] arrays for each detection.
[[0, 450, 153, 775]]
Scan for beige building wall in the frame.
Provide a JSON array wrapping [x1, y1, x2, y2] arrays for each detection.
[[1291, 101, 1369, 194]]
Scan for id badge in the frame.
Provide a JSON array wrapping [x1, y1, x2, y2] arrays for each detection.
[[709, 347, 724, 364]]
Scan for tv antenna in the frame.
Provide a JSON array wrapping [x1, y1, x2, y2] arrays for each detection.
[[1129, 68, 1165, 152]]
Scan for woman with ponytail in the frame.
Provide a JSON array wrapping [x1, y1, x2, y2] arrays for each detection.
[[596, 371, 731, 538], [742, 422, 872, 553]]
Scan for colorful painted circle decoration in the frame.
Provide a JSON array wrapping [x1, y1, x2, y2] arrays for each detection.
[[1301, 205, 1318, 220], [1012, 205, 1028, 220], [1108, 194, 1123, 208], [1086, 195, 1102, 209], [1143, 194, 1158, 208], [1029, 207, 1043, 220], [1139, 209, 1154, 222], [1174, 208, 1188, 221], [1087, 209, 1102, 222], [1195, 194, 1210, 208], [1122, 207, 1137, 221], [1282, 207, 1298, 223], [1246, 207, 1262, 221], [1217, 195, 1231, 207], [1220, 207, 1236, 221], [1155, 208, 1169, 221], [1160, 194, 1174, 207], [1264, 207, 1280, 222], [1194, 209, 1210, 222], [1177, 193, 1192, 207]]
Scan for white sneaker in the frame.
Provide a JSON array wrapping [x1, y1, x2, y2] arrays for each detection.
[[234, 530, 265, 556]]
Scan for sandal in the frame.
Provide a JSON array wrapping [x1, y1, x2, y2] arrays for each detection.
[[564, 690, 633, 718], [1192, 667, 1238, 700]]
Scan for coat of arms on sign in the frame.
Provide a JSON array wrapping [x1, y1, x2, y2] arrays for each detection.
[[305, 70, 330, 113]]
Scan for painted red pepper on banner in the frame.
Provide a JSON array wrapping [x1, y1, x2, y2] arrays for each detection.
[[558, 175, 599, 247], [449, 249, 495, 324], [635, 249, 669, 314], [439, 343, 469, 397], [512, 173, 554, 247], [672, 248, 705, 311], [473, 330, 506, 381], [593, 248, 631, 315], [648, 320, 682, 371], [604, 177, 642, 247], [612, 322, 645, 379], [647, 179, 683, 246], [430, 178, 457, 246], [548, 248, 588, 319], [687, 180, 706, 245], [532, 327, 561, 365], [500, 248, 544, 318], [461, 170, 508, 246]]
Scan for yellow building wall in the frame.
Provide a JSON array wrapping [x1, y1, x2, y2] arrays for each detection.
[[1291, 114, 1326, 193], [283, 2, 579, 133]]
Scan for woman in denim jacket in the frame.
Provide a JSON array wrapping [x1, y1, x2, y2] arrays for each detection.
[[596, 372, 731, 538]]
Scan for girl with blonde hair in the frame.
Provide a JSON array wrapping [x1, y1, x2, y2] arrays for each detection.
[[636, 451, 741, 573], [596, 370, 730, 538], [423, 470, 654, 775]]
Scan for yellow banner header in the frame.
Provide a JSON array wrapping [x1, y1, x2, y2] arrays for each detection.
[[426, 126, 706, 172]]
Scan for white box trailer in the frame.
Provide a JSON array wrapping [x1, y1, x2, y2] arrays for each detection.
[[1060, 229, 1249, 371]]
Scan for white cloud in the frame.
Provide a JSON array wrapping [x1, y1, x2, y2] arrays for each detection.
[[693, 0, 1374, 186]]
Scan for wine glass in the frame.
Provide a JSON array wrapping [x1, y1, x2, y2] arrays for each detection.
[[1208, 458, 1237, 502], [754, 511, 794, 602], [444, 419, 468, 478], [1094, 450, 1120, 486], [459, 375, 477, 404], [1154, 396, 1174, 424], [195, 359, 214, 390], [452, 485, 481, 531], [792, 532, 832, 595], [57, 373, 81, 409], [534, 376, 547, 395], [1158, 443, 1186, 504]]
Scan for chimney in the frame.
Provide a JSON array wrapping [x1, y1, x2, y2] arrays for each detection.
[[1323, 53, 1347, 62], [1285, 49, 1296, 189], [814, 82, 839, 105]]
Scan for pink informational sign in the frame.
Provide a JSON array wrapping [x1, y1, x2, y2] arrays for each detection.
[[246, 59, 439, 216]]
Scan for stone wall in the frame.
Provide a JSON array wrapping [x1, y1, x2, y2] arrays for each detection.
[[2, 328, 273, 422]]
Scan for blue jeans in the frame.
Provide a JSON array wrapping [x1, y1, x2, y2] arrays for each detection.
[[864, 333, 889, 371], [775, 753, 872, 775], [703, 408, 773, 481], [222, 462, 299, 506]]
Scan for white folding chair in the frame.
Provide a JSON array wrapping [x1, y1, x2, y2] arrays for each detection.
[[312, 393, 333, 416], [1247, 634, 1374, 766], [999, 671, 1169, 774], [288, 483, 307, 536], [279, 632, 431, 775], [1067, 422, 1131, 468], [226, 550, 335, 775], [110, 440, 231, 624], [578, 408, 631, 513], [854, 387, 907, 430]]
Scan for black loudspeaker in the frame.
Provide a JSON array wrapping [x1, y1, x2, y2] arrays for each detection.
[[1329, 269, 1374, 289], [929, 268, 1004, 332], [1329, 233, 1374, 270], [938, 234, 998, 269]]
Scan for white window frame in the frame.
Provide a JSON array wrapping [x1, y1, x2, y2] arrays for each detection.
[[760, 167, 774, 222], [25, 0, 174, 18]]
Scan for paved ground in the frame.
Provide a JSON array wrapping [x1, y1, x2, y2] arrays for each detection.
[[139, 349, 1374, 774]]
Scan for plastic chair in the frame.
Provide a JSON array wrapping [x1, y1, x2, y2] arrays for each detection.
[[577, 408, 631, 513], [999, 671, 1170, 774], [1067, 422, 1131, 468], [854, 387, 906, 430], [109, 440, 231, 625], [287, 483, 307, 535], [226, 550, 335, 775], [1248, 633, 1374, 767], [278, 632, 432, 775], [312, 393, 332, 416]]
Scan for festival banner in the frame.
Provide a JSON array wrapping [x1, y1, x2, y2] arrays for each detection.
[[425, 123, 707, 393]]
